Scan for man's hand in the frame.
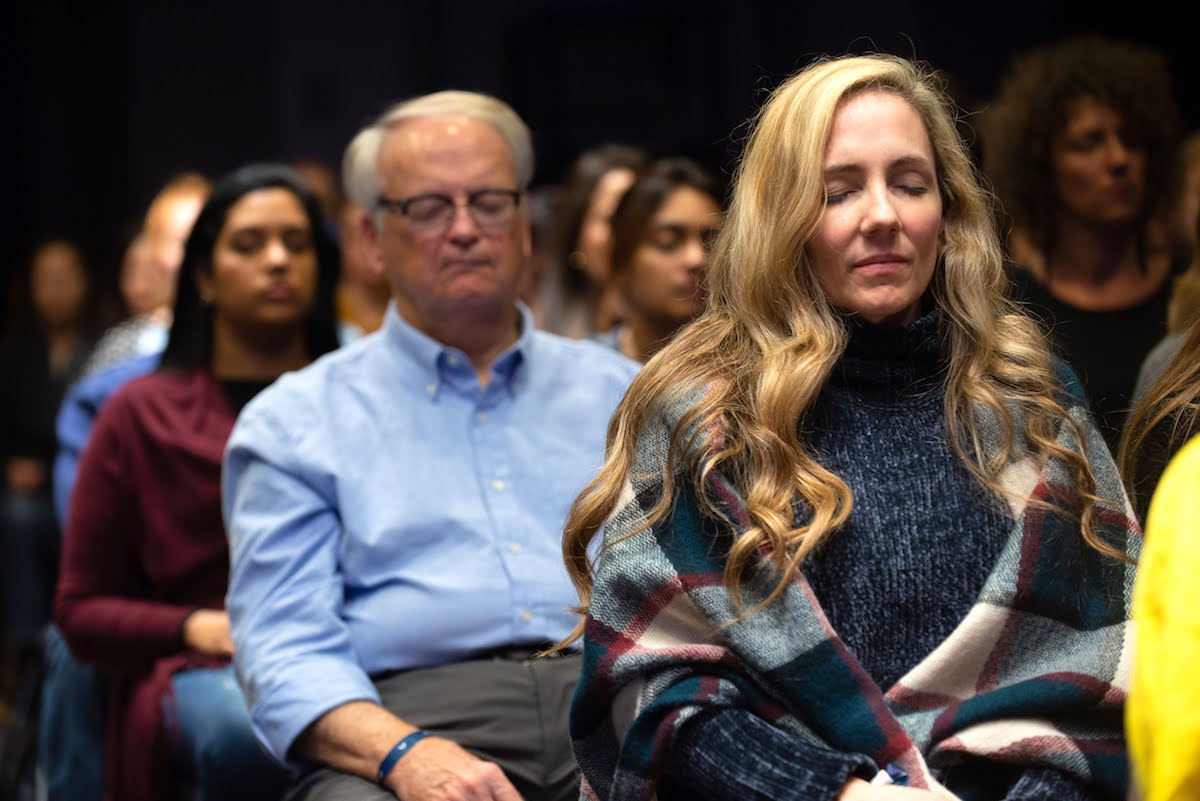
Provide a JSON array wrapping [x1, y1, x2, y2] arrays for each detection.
[[296, 701, 523, 800], [181, 609, 234, 657], [383, 735, 522, 801]]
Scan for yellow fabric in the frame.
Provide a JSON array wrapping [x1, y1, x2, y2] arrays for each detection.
[[1129, 433, 1200, 800]]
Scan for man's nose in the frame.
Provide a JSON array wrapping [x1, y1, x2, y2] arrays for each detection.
[[446, 201, 482, 243]]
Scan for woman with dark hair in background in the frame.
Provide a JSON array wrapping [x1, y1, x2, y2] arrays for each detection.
[[594, 157, 723, 363], [536, 142, 651, 338], [0, 239, 96, 689], [980, 34, 1182, 453], [53, 163, 341, 801]]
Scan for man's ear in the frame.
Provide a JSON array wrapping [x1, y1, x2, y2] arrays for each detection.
[[360, 211, 386, 279]]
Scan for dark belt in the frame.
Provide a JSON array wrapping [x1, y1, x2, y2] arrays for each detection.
[[369, 643, 578, 680], [469, 641, 571, 662]]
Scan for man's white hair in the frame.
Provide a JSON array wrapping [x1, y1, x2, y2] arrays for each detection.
[[342, 90, 534, 227]]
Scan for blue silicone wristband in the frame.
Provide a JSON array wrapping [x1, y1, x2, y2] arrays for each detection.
[[377, 730, 429, 784]]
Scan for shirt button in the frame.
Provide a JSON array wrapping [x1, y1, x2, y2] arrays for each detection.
[[491, 480, 505, 491], [447, 354, 460, 366], [520, 610, 532, 622], [508, 542, 521, 554], [425, 383, 436, 396], [476, 412, 488, 424]]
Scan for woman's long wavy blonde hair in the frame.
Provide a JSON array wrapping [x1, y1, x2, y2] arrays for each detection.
[[560, 54, 1118, 646]]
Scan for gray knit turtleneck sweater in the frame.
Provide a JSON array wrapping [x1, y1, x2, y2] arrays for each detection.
[[802, 308, 1012, 692]]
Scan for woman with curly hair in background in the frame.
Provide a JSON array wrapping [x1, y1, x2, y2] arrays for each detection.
[[980, 35, 1182, 454]]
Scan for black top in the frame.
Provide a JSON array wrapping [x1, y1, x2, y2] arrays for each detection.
[[0, 333, 94, 469], [1006, 266, 1169, 455], [219, 378, 273, 417]]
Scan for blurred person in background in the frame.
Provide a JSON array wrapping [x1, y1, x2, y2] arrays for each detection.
[[117, 229, 162, 319], [593, 156, 723, 363], [980, 34, 1182, 453], [81, 171, 211, 377], [334, 200, 389, 342], [35, 170, 210, 801], [536, 143, 650, 338], [54, 162, 341, 801], [1, 239, 96, 676]]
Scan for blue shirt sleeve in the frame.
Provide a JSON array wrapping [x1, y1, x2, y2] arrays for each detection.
[[53, 381, 92, 528], [222, 390, 381, 766]]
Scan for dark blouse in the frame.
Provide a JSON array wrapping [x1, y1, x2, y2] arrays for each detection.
[[1007, 266, 1169, 455], [0, 333, 93, 470]]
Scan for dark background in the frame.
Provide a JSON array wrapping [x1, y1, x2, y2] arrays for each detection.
[[3, 0, 1195, 327]]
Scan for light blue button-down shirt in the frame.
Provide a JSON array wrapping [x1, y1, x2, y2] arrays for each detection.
[[222, 302, 640, 763]]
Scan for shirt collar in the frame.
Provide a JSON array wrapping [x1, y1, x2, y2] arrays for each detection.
[[382, 300, 534, 401]]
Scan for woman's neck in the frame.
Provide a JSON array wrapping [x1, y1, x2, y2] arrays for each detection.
[[1021, 220, 1170, 311], [1047, 219, 1142, 283], [621, 315, 681, 364], [210, 321, 310, 381], [591, 283, 627, 335], [43, 323, 83, 373]]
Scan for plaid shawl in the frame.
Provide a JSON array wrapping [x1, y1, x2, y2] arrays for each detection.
[[572, 378, 1141, 801]]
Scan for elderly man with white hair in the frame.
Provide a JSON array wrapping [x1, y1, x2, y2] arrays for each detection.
[[222, 91, 640, 801]]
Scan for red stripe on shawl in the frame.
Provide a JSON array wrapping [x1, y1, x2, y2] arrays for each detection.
[[646, 675, 725, 767], [589, 572, 735, 694], [887, 684, 963, 711], [976, 479, 1060, 693], [1095, 504, 1142, 540], [1038, 670, 1125, 699], [939, 732, 1126, 760]]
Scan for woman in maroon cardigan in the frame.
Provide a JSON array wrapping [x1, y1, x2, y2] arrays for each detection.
[[54, 163, 342, 801]]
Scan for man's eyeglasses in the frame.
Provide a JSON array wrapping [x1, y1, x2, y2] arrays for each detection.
[[376, 188, 523, 236]]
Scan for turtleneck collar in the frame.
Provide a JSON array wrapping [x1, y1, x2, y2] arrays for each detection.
[[829, 306, 947, 402]]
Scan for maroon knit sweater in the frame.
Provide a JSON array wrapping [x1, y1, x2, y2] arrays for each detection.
[[54, 367, 237, 801]]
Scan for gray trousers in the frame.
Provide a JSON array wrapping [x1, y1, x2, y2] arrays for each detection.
[[286, 653, 581, 801]]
